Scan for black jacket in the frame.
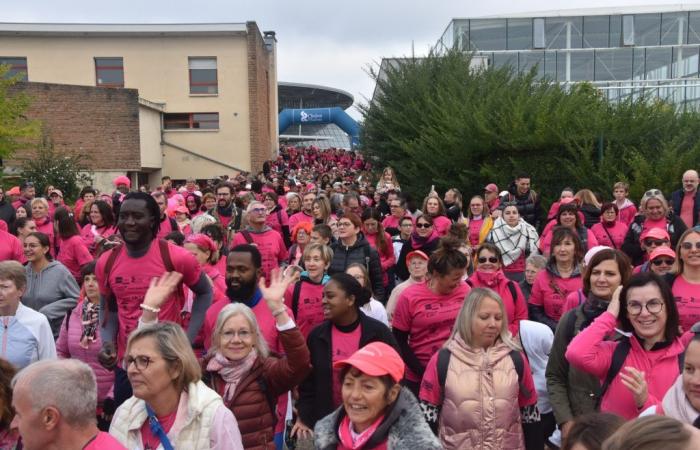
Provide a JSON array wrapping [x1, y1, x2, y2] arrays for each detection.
[[0, 200, 15, 227], [329, 234, 385, 301], [671, 189, 700, 227], [621, 213, 688, 266], [499, 183, 543, 230], [395, 238, 439, 281], [580, 204, 601, 229], [297, 313, 399, 428]]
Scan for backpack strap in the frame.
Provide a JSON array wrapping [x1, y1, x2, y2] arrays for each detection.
[[436, 348, 451, 402], [257, 376, 278, 428], [509, 349, 531, 399], [597, 338, 632, 408], [564, 308, 580, 344], [506, 281, 518, 304], [241, 230, 254, 244], [466, 278, 474, 288], [276, 209, 283, 226], [292, 281, 303, 318], [169, 217, 178, 233], [158, 239, 175, 272]]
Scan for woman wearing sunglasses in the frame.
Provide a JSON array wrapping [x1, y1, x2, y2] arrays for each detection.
[[395, 214, 440, 282], [669, 228, 700, 331], [622, 189, 687, 266], [467, 243, 528, 336], [633, 246, 676, 276], [566, 273, 694, 420]]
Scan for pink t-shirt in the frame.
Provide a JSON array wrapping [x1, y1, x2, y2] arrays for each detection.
[[681, 192, 696, 228], [96, 241, 202, 359], [57, 235, 93, 280], [419, 347, 537, 408], [85, 432, 127, 450], [0, 230, 23, 262], [673, 276, 700, 332], [468, 217, 484, 247], [528, 269, 583, 322], [284, 280, 325, 339], [157, 215, 175, 240], [382, 214, 412, 231], [288, 211, 314, 232], [35, 216, 56, 256], [80, 223, 117, 255], [231, 229, 288, 281], [392, 281, 471, 381], [331, 324, 362, 408]]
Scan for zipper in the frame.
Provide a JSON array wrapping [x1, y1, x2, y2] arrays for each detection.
[[1, 317, 10, 358]]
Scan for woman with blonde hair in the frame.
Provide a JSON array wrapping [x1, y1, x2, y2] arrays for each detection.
[[419, 287, 542, 449], [376, 167, 401, 193], [574, 189, 602, 229], [622, 189, 687, 265], [312, 195, 334, 225]]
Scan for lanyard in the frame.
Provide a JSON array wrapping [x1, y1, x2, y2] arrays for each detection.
[[145, 405, 175, 450]]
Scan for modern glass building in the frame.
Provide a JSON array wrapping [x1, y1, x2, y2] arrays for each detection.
[[435, 6, 700, 108]]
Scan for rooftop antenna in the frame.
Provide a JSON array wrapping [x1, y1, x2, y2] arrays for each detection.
[[412, 40, 415, 59]]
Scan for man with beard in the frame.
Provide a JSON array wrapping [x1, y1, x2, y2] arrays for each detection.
[[209, 182, 243, 236], [96, 192, 213, 405], [288, 191, 315, 230]]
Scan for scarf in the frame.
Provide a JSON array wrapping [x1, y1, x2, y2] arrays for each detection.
[[662, 375, 700, 424], [410, 229, 439, 249], [473, 270, 505, 289], [80, 300, 100, 349], [337, 413, 385, 450], [206, 350, 258, 402], [487, 218, 539, 266]]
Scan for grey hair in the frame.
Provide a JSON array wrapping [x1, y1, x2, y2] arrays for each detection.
[[12, 359, 97, 427], [246, 201, 265, 214], [525, 254, 547, 270], [191, 213, 217, 234], [208, 303, 270, 358], [448, 287, 521, 351]]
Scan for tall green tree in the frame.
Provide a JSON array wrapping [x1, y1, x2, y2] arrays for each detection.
[[360, 50, 700, 207], [0, 65, 40, 158]]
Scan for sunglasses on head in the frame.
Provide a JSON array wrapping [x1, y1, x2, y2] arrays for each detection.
[[644, 189, 662, 197], [681, 241, 700, 250], [478, 256, 499, 264], [651, 258, 675, 266], [416, 223, 432, 229], [643, 239, 667, 247]]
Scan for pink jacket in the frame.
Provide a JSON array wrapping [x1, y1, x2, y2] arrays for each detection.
[[56, 301, 114, 404], [566, 311, 691, 419], [591, 221, 628, 250], [467, 271, 528, 336], [528, 266, 583, 322], [364, 231, 396, 285], [617, 201, 638, 226]]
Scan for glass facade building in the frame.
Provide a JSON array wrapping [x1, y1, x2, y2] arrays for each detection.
[[436, 9, 700, 108]]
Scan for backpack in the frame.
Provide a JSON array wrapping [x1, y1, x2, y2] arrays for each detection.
[[241, 230, 255, 244], [436, 347, 531, 402], [102, 239, 178, 320], [466, 279, 518, 305]]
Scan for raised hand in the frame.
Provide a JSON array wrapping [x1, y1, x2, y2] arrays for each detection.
[[258, 267, 297, 311], [607, 285, 622, 318], [620, 366, 648, 409], [143, 272, 184, 310]]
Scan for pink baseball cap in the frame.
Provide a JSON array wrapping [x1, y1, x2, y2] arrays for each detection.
[[174, 205, 189, 214], [640, 227, 670, 241], [333, 342, 405, 383], [649, 246, 676, 261], [484, 183, 498, 193], [406, 250, 429, 266]]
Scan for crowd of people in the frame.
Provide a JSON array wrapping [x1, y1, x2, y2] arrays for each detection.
[[0, 144, 700, 449]]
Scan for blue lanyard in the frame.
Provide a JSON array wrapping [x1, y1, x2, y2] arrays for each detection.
[[145, 404, 175, 450]]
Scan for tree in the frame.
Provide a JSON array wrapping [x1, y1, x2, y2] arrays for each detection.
[[0, 65, 40, 158], [359, 50, 700, 207], [20, 133, 92, 201]]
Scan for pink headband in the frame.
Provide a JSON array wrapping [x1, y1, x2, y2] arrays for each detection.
[[185, 233, 217, 254]]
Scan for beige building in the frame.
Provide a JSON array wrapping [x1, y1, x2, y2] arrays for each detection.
[[0, 22, 278, 190]]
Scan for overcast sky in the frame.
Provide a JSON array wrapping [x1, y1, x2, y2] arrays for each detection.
[[4, 0, 699, 118]]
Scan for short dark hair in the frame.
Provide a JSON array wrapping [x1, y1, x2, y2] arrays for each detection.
[[516, 172, 531, 180], [201, 223, 225, 246], [618, 272, 680, 341], [54, 207, 80, 239], [549, 226, 584, 266], [91, 200, 115, 228], [80, 261, 97, 280], [230, 244, 262, 269], [338, 365, 397, 401], [164, 231, 185, 246], [562, 412, 624, 450], [216, 183, 235, 195], [399, 216, 413, 226], [329, 272, 371, 309], [582, 249, 632, 296], [122, 192, 161, 238], [312, 224, 332, 240]]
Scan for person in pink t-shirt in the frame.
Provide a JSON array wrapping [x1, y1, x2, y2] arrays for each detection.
[[54, 206, 93, 282], [96, 192, 213, 406], [0, 228, 23, 262], [591, 202, 629, 251], [613, 181, 638, 226], [392, 239, 471, 395], [671, 228, 700, 332], [422, 195, 451, 237], [288, 191, 315, 231], [11, 359, 127, 450]]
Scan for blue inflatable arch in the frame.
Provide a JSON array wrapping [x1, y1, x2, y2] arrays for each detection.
[[278, 107, 360, 147]]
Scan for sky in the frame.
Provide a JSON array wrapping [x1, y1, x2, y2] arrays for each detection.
[[4, 0, 699, 118]]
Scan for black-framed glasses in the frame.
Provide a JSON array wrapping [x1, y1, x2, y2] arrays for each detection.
[[651, 258, 675, 266], [644, 189, 662, 197], [124, 355, 156, 371], [416, 223, 432, 229], [478, 256, 499, 264], [626, 299, 664, 316], [681, 241, 700, 250]]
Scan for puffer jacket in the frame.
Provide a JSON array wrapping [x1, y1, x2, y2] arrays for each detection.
[[499, 183, 543, 230], [329, 233, 385, 301], [566, 311, 693, 419], [56, 300, 114, 405], [203, 327, 311, 450], [314, 387, 442, 450], [439, 337, 525, 450]]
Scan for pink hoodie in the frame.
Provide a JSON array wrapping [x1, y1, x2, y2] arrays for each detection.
[[566, 311, 691, 419], [467, 270, 528, 336]]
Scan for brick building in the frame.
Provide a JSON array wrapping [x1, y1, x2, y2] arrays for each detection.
[[0, 22, 278, 189]]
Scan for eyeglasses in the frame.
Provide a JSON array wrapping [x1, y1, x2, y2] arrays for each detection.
[[250, 208, 267, 215], [478, 256, 499, 264], [416, 223, 432, 229], [626, 299, 664, 316], [681, 241, 700, 250], [124, 355, 157, 371], [643, 239, 668, 247], [651, 258, 675, 266], [644, 189, 662, 197], [221, 330, 252, 341]]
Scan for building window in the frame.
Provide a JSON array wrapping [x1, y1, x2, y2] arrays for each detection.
[[189, 57, 218, 94], [163, 113, 219, 130], [95, 58, 124, 87], [0, 57, 27, 81]]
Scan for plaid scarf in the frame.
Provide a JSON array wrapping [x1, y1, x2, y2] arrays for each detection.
[[487, 218, 539, 266], [80, 301, 100, 349]]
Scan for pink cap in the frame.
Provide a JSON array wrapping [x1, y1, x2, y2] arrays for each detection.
[[174, 205, 189, 214], [49, 189, 63, 198], [185, 233, 217, 254], [406, 250, 429, 266], [484, 183, 498, 193], [113, 175, 131, 188], [649, 246, 676, 261], [7, 186, 20, 196], [640, 227, 670, 241], [333, 342, 405, 383]]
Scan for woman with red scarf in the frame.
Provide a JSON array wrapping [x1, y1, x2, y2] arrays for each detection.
[[395, 214, 440, 281]]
